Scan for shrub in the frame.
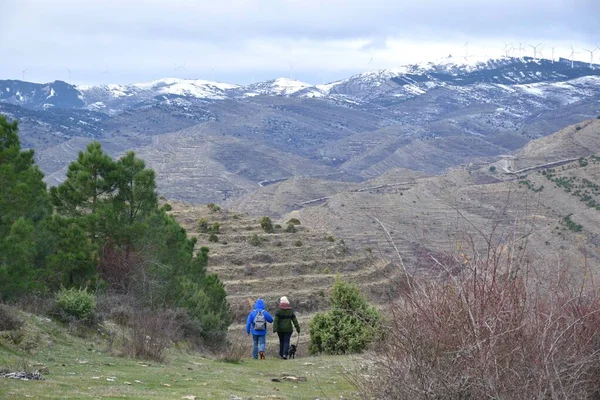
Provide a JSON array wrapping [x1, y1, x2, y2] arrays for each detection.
[[55, 287, 96, 321], [260, 216, 274, 233], [576, 125, 582, 131], [351, 223, 600, 399], [0, 304, 23, 331], [309, 279, 382, 355], [248, 234, 261, 247], [211, 222, 220, 234], [287, 218, 301, 225], [161, 203, 172, 211], [326, 235, 335, 242], [579, 157, 589, 167], [294, 240, 303, 247], [198, 218, 209, 233], [489, 165, 496, 173], [208, 233, 219, 242], [126, 309, 183, 362], [285, 223, 297, 233], [207, 203, 221, 212], [561, 214, 583, 232], [274, 224, 282, 229], [215, 342, 248, 364]]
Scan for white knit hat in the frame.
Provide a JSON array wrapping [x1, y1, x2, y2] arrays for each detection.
[[280, 296, 290, 305]]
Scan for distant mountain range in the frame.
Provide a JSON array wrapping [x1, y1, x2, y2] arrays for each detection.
[[1, 56, 599, 204], [2, 56, 599, 113]]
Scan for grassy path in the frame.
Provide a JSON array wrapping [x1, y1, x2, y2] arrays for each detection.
[[0, 313, 360, 399]]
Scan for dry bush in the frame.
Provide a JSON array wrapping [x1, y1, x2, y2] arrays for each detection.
[[215, 341, 250, 364], [98, 244, 146, 294], [16, 294, 55, 316], [124, 309, 184, 362], [0, 304, 23, 331], [353, 210, 600, 399]]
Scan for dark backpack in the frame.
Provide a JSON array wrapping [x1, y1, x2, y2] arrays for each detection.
[[254, 310, 266, 331]]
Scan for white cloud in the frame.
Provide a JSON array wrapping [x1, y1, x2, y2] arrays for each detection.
[[0, 0, 597, 85]]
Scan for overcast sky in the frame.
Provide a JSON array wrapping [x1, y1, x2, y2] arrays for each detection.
[[0, 0, 598, 85]]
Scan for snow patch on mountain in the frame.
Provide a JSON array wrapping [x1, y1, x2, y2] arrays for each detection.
[[243, 78, 311, 96]]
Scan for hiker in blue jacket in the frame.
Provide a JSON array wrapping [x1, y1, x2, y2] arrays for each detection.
[[245, 298, 274, 359]]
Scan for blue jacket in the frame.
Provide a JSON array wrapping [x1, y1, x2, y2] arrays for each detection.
[[246, 299, 273, 336]]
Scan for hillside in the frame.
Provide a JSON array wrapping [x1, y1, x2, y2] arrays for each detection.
[[292, 119, 600, 273], [186, 121, 600, 331], [2, 57, 600, 204]]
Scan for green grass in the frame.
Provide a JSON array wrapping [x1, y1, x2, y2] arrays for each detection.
[[0, 312, 359, 399]]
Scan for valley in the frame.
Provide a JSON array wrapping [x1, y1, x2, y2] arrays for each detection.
[[1, 57, 599, 204]]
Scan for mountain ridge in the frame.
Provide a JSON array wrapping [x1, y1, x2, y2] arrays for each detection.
[[2, 57, 599, 115]]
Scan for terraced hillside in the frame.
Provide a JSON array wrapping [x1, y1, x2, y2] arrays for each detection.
[[164, 120, 600, 351], [166, 201, 403, 348], [291, 120, 600, 279]]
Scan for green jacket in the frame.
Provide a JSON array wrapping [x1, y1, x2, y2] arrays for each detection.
[[273, 307, 300, 334]]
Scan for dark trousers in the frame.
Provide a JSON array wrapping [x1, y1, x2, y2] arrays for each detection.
[[277, 332, 292, 358]]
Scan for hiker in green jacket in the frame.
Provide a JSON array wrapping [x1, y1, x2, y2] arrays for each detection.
[[273, 296, 300, 359]]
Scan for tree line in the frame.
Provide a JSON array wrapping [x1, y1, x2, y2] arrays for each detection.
[[0, 115, 230, 344]]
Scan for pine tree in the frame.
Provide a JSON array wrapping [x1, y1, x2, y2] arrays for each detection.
[[0, 116, 52, 300]]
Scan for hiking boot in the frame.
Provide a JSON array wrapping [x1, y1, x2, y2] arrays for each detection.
[[259, 351, 265, 360]]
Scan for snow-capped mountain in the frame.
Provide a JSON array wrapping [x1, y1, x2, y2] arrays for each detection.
[[242, 77, 312, 97], [78, 78, 241, 115], [0, 80, 84, 109], [2, 57, 599, 115], [3, 55, 600, 204], [320, 56, 600, 101]]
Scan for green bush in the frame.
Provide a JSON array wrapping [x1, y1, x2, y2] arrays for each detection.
[[207, 203, 221, 212], [287, 218, 301, 225], [488, 165, 496, 173], [211, 222, 220, 234], [326, 235, 335, 242], [309, 279, 382, 355], [285, 223, 297, 233], [248, 234, 261, 246], [198, 218, 209, 233], [208, 233, 219, 242], [162, 203, 172, 212], [55, 287, 96, 321], [295, 240, 303, 247], [260, 216, 274, 233], [561, 214, 583, 232]]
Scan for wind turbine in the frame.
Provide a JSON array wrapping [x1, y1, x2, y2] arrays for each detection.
[[503, 42, 513, 58], [583, 48, 597, 68], [569, 45, 579, 68], [463, 42, 470, 62], [65, 67, 72, 82], [551, 47, 555, 63], [529, 43, 543, 61], [289, 63, 294, 80], [22, 69, 27, 80], [518, 42, 525, 57]]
